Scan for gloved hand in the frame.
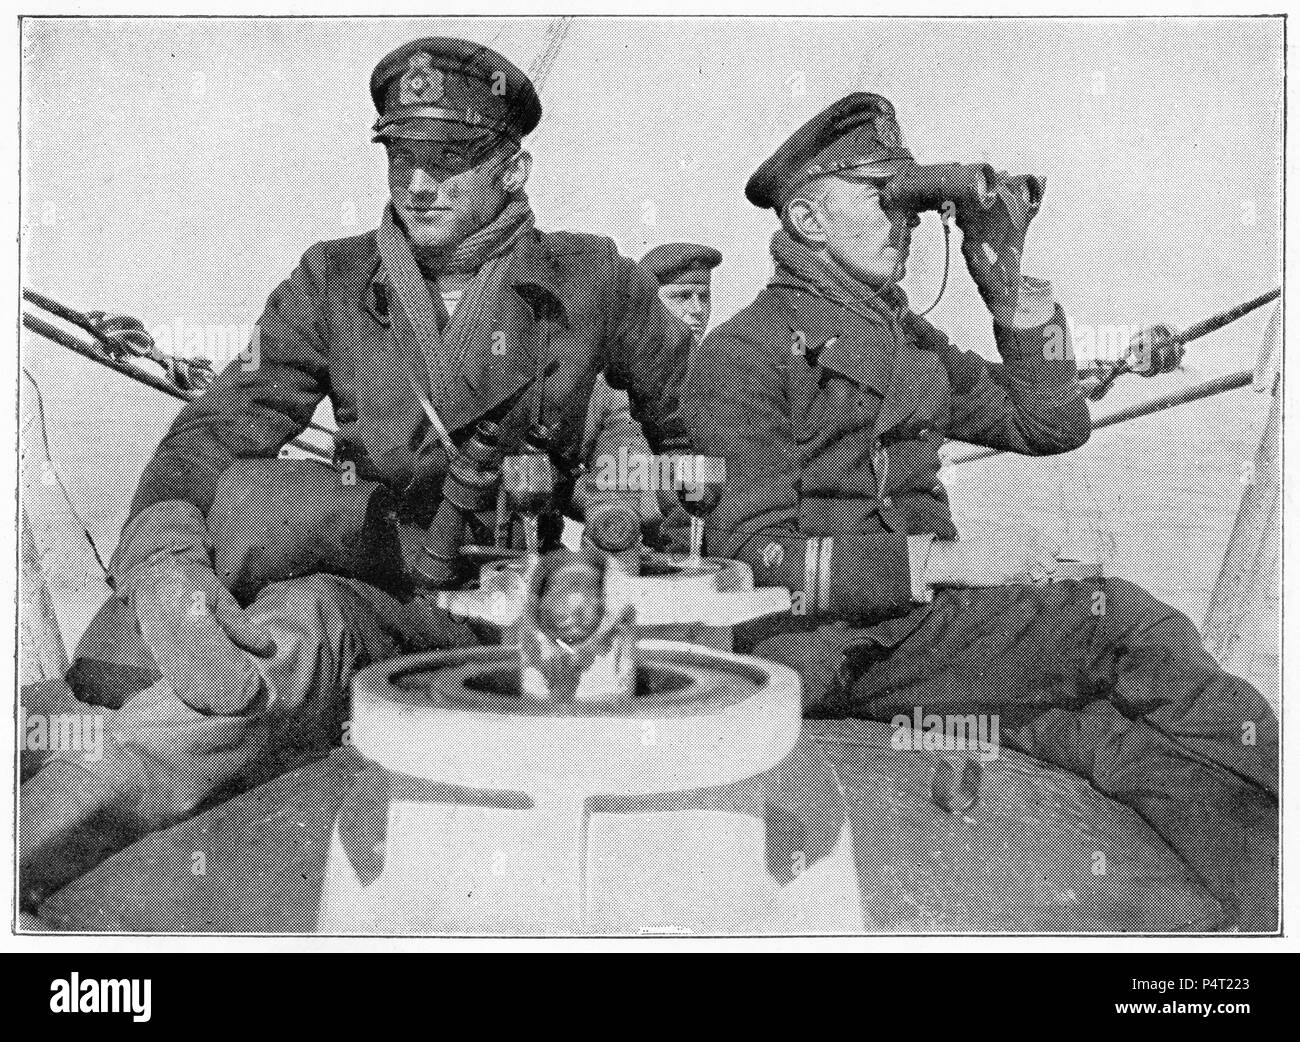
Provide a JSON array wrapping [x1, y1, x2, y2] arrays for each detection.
[[399, 438, 451, 527], [1079, 323, 1184, 399], [955, 172, 1046, 326], [122, 552, 274, 716]]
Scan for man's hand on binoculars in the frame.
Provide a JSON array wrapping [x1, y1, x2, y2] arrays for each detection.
[[954, 171, 1041, 325]]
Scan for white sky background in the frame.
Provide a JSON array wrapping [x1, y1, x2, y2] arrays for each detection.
[[22, 16, 1282, 370], [6, 9, 1295, 957]]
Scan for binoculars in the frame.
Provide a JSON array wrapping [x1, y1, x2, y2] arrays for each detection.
[[413, 420, 503, 589], [878, 162, 1045, 217]]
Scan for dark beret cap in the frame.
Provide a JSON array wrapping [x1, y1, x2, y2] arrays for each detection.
[[371, 37, 542, 142], [745, 92, 915, 210], [640, 243, 723, 285]]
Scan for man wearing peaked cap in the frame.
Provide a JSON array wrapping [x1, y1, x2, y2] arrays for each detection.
[[679, 92, 1277, 928], [22, 37, 697, 908], [744, 93, 914, 212], [580, 243, 724, 548], [369, 37, 542, 146]]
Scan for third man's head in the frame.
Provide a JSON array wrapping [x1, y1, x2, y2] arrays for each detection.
[[641, 243, 723, 339]]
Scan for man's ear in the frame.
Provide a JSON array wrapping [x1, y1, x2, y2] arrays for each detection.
[[784, 197, 827, 245], [500, 149, 532, 193]]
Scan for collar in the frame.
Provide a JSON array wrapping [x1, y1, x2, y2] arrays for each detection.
[[768, 270, 910, 329], [365, 225, 567, 325], [501, 228, 568, 322]]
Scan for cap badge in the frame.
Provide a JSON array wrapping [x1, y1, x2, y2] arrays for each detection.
[[399, 53, 445, 106]]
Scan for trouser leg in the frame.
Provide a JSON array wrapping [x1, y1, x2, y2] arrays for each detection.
[[1029, 578, 1278, 929], [1083, 578, 1276, 795], [996, 581, 1278, 929], [1006, 699, 1277, 931], [754, 579, 1277, 930], [20, 575, 478, 911]]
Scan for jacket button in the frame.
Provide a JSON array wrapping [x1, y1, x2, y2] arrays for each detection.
[[881, 495, 893, 508]]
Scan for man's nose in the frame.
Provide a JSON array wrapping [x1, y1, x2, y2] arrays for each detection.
[[407, 167, 443, 195], [685, 295, 705, 317]]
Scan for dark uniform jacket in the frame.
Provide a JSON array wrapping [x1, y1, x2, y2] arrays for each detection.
[[109, 226, 692, 585], [682, 276, 1090, 652]]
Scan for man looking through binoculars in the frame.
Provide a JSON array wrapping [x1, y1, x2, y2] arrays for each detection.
[[679, 93, 1277, 930]]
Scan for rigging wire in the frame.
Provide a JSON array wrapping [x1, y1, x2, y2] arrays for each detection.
[[521, 17, 574, 156], [21, 366, 111, 580], [527, 16, 574, 88]]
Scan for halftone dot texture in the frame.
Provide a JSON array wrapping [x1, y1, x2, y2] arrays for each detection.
[[38, 720, 1246, 933], [21, 17, 1279, 935]]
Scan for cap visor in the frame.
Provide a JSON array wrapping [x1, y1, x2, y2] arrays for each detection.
[[374, 118, 502, 145], [835, 158, 915, 180]]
